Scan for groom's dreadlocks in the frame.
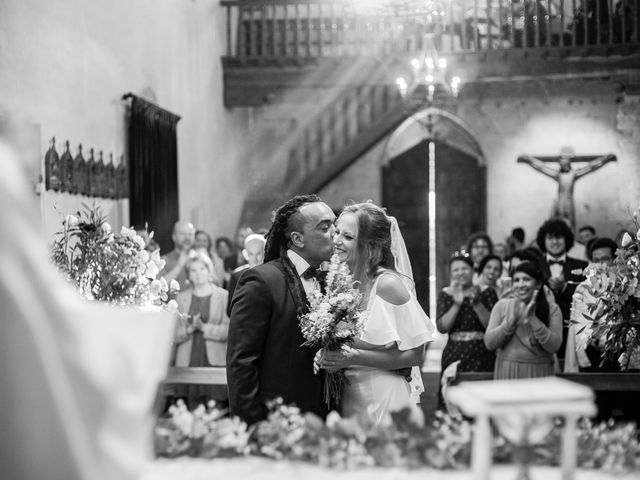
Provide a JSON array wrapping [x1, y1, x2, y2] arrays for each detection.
[[264, 194, 322, 263]]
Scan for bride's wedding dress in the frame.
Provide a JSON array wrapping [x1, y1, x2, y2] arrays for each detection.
[[341, 270, 435, 426]]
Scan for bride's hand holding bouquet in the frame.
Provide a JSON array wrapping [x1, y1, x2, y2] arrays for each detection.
[[299, 254, 366, 408]]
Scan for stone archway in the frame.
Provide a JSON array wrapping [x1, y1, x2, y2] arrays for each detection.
[[381, 108, 486, 315]]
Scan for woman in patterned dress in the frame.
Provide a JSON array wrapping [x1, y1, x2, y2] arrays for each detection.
[[437, 253, 498, 407]]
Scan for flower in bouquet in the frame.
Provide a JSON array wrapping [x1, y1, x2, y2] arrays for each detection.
[[299, 254, 366, 407], [583, 216, 640, 370], [50, 204, 180, 307]]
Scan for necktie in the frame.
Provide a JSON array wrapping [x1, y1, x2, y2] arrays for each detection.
[[549, 259, 565, 266], [302, 266, 321, 281]]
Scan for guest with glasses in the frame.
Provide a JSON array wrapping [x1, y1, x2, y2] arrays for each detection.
[[477, 254, 509, 298], [466, 232, 493, 284], [567, 237, 619, 372], [467, 232, 493, 269]]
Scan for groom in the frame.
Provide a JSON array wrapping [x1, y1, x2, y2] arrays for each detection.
[[226, 195, 336, 424]]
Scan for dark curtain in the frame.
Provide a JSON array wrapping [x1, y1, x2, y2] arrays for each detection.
[[126, 95, 180, 254]]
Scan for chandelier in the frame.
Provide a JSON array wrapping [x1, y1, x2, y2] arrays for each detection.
[[395, 33, 462, 103]]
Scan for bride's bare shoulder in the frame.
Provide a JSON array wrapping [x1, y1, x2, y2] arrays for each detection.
[[375, 271, 410, 305]]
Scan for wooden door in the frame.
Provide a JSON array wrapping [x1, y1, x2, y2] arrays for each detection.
[[434, 141, 485, 292], [382, 140, 485, 311]]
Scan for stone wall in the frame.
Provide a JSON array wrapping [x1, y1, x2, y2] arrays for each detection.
[[320, 80, 640, 248], [0, 0, 247, 245]]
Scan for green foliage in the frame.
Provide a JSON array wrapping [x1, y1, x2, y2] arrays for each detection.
[[154, 400, 640, 473], [583, 218, 640, 369], [50, 204, 178, 306]]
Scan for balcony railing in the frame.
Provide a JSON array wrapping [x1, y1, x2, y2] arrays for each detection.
[[222, 0, 640, 61]]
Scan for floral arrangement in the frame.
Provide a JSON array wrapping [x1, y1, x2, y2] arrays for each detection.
[[50, 204, 179, 308], [154, 399, 640, 473], [299, 254, 366, 407], [154, 399, 250, 458], [582, 217, 640, 370]]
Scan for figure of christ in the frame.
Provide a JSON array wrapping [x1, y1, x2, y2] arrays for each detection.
[[517, 147, 616, 227]]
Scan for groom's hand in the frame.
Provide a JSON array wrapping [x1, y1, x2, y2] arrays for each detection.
[[313, 350, 322, 375]]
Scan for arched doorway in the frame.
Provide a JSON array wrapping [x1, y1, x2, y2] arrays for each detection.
[[381, 108, 486, 318]]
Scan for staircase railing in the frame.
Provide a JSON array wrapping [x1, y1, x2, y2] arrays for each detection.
[[283, 83, 406, 192], [222, 0, 640, 61]]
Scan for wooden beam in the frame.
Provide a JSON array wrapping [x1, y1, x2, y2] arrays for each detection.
[[223, 49, 640, 107]]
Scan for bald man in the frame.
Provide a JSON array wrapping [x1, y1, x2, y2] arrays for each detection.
[[159, 220, 196, 290], [226, 233, 266, 317]]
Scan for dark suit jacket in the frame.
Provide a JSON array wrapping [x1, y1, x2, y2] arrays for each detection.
[[226, 259, 326, 424], [543, 255, 588, 358], [226, 265, 249, 317]]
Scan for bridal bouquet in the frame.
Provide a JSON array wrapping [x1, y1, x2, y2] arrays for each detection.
[[299, 254, 366, 408]]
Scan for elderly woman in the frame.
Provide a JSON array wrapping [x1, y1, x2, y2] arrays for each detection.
[[484, 261, 562, 379], [174, 250, 230, 407], [437, 253, 498, 406]]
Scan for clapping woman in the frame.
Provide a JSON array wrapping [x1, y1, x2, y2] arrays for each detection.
[[484, 261, 562, 379], [437, 253, 498, 406], [174, 250, 230, 407]]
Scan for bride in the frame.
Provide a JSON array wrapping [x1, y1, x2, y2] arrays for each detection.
[[319, 202, 435, 426]]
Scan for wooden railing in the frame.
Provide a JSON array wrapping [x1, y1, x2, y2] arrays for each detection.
[[222, 0, 640, 60]]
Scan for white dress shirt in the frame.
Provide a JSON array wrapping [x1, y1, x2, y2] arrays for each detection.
[[546, 253, 567, 279], [287, 249, 320, 296]]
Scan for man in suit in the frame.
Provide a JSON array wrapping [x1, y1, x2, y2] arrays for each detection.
[[535, 219, 588, 361], [226, 195, 336, 424]]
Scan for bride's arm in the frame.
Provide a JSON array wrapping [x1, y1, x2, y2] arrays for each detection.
[[350, 338, 394, 350], [321, 273, 423, 369], [321, 343, 424, 370]]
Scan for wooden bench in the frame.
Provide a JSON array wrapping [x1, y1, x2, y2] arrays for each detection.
[[455, 372, 640, 391], [557, 372, 640, 391], [164, 366, 227, 385], [156, 367, 227, 413]]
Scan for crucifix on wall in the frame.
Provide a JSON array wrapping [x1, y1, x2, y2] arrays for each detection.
[[517, 146, 616, 228]]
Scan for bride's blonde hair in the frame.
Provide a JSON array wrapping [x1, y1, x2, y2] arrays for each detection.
[[339, 202, 396, 293]]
